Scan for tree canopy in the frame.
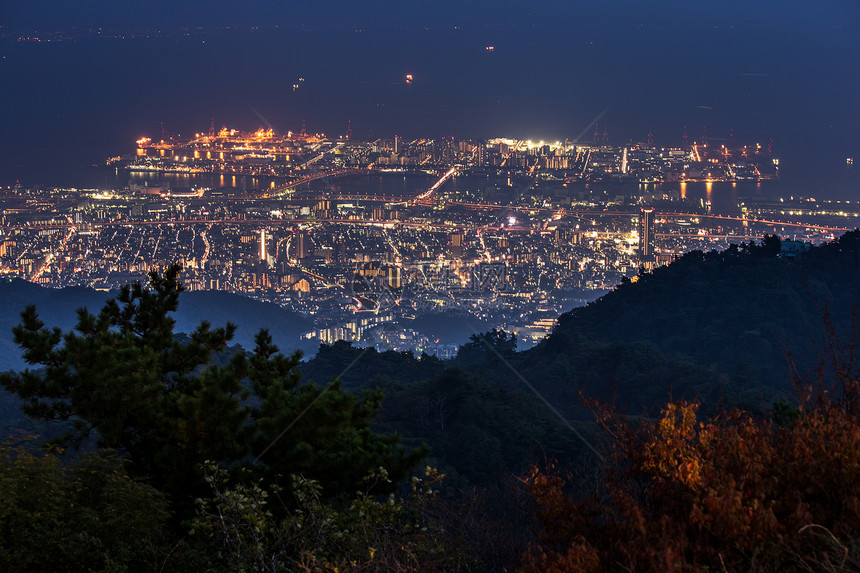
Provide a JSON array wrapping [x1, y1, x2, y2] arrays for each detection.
[[0, 265, 424, 512], [520, 317, 860, 572]]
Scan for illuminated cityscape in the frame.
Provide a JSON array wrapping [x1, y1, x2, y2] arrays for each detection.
[[2, 126, 856, 355], [117, 126, 781, 184], [2, 3, 860, 569]]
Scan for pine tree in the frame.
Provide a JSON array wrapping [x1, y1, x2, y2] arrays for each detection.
[[1, 265, 424, 510]]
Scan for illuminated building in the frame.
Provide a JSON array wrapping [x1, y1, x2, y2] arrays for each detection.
[[387, 266, 402, 289], [449, 232, 464, 258], [296, 231, 308, 260], [313, 200, 333, 219], [259, 229, 267, 262], [639, 208, 655, 260], [292, 278, 310, 292], [131, 126, 324, 173]]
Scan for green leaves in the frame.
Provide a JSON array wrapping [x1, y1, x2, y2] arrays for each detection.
[[192, 463, 468, 572], [2, 264, 424, 517], [0, 443, 172, 573]]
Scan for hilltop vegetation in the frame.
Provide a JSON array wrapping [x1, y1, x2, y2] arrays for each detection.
[[0, 267, 432, 570], [1, 232, 859, 570], [520, 350, 860, 572], [296, 231, 860, 487], [554, 232, 860, 394], [436, 232, 860, 425]]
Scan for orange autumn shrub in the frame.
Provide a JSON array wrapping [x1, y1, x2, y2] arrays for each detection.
[[520, 394, 860, 572]]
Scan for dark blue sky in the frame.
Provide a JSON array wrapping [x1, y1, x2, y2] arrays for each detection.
[[1, 1, 858, 196], [3, 1, 855, 30]]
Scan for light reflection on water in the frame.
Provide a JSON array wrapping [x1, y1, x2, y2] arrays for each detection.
[[69, 167, 779, 217]]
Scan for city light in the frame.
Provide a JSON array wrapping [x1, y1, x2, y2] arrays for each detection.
[[3, 124, 852, 355]]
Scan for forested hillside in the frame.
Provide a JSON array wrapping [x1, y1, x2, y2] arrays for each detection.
[[449, 231, 860, 424], [553, 232, 860, 392], [1, 233, 859, 571], [297, 232, 860, 487]]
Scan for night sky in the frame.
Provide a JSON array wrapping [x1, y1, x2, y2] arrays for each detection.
[[1, 1, 858, 196]]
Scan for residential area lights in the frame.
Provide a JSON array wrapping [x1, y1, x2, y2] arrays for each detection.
[[2, 125, 850, 355]]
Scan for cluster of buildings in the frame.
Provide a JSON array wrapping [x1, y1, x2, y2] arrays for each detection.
[[1, 127, 853, 356], [116, 127, 780, 186]]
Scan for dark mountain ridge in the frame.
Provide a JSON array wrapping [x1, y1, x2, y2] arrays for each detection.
[[0, 280, 315, 373], [454, 231, 860, 423], [3, 231, 859, 488]]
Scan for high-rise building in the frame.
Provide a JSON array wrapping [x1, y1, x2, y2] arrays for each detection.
[[259, 229, 267, 262], [387, 265, 402, 289], [554, 228, 571, 245], [639, 208, 655, 260], [296, 231, 308, 260], [313, 200, 333, 219], [449, 232, 464, 258], [334, 234, 346, 262]]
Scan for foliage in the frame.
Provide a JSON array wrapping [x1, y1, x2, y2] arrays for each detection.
[[1, 266, 247, 500], [454, 328, 517, 366], [192, 462, 479, 572], [301, 340, 446, 391], [374, 367, 590, 489], [552, 230, 860, 394], [519, 317, 860, 572], [4, 232, 860, 569], [0, 441, 174, 573], [247, 332, 427, 499], [296, 232, 860, 493], [0, 265, 423, 513]]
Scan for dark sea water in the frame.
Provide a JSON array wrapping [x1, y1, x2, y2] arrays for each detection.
[[1, 18, 858, 199]]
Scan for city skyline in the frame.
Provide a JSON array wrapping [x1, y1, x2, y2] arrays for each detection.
[[2, 126, 856, 356], [2, 0, 859, 356]]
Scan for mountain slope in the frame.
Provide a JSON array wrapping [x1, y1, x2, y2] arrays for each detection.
[[0, 280, 315, 373], [515, 231, 860, 412]]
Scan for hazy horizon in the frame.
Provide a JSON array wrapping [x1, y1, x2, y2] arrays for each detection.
[[2, 1, 858, 197]]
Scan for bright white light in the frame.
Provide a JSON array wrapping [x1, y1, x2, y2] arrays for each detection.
[[508, 216, 517, 225]]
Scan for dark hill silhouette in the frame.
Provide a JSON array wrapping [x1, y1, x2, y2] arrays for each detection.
[[4, 232, 860, 489], [300, 340, 446, 390], [0, 280, 316, 438], [0, 281, 112, 373], [0, 280, 315, 373], [295, 232, 860, 487], [503, 231, 860, 415], [398, 312, 494, 344]]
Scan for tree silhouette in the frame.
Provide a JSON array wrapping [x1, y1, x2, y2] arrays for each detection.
[[1, 265, 423, 511]]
